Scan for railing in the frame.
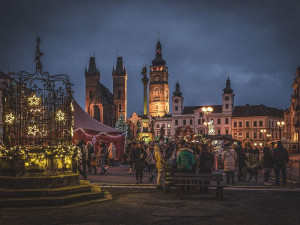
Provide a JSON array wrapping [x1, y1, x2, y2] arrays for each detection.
[[286, 160, 300, 182]]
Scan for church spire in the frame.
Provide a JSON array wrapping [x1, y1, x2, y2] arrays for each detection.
[[223, 77, 233, 94], [152, 39, 166, 66], [86, 56, 99, 75], [173, 81, 182, 97], [113, 56, 126, 76]]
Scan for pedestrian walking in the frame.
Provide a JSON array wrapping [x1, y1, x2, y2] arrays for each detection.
[[222, 143, 237, 185], [126, 142, 135, 174], [176, 141, 195, 173], [199, 144, 214, 192], [108, 142, 116, 167], [146, 143, 156, 182], [272, 141, 289, 186], [133, 142, 147, 184]]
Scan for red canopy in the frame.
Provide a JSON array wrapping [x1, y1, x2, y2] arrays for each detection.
[[72, 100, 125, 160]]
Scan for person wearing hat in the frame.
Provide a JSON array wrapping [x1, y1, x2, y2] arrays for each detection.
[[234, 141, 247, 182], [222, 142, 237, 185]]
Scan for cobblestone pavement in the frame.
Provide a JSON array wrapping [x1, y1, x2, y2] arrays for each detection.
[[1, 187, 300, 225]]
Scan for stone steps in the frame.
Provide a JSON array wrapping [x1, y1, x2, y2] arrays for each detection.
[[0, 184, 103, 208]]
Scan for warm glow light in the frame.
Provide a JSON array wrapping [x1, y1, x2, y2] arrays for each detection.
[[28, 94, 41, 107], [28, 125, 39, 136], [201, 106, 213, 114], [277, 121, 285, 127], [261, 129, 267, 133], [5, 113, 15, 124], [56, 110, 65, 121]]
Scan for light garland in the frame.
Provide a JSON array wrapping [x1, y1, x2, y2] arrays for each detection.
[[56, 110, 65, 122]]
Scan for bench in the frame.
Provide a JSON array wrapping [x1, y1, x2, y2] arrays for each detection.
[[174, 173, 224, 199]]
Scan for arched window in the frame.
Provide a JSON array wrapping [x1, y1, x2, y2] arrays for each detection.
[[93, 105, 100, 122], [118, 104, 122, 112], [118, 90, 121, 99], [154, 87, 160, 101]]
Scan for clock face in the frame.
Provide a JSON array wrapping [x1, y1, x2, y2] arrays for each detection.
[[225, 96, 229, 101], [153, 75, 161, 82], [175, 99, 179, 103]]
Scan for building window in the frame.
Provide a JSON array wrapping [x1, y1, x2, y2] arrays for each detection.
[[162, 124, 165, 128], [157, 124, 160, 128], [246, 121, 249, 127], [253, 121, 257, 127], [226, 104, 229, 109], [190, 119, 193, 125], [183, 120, 186, 125], [259, 132, 262, 138], [118, 104, 121, 112], [226, 130, 228, 135], [239, 122, 242, 127], [89, 90, 93, 99], [198, 119, 201, 125], [234, 122, 237, 127], [175, 120, 178, 126], [254, 132, 257, 138], [233, 133, 237, 138], [175, 106, 178, 111], [218, 130, 221, 135], [156, 105, 158, 110], [202, 119, 205, 124], [269, 121, 271, 128], [259, 121, 263, 127], [218, 119, 221, 124], [239, 132, 242, 139], [272, 121, 274, 127], [246, 133, 249, 138], [225, 118, 229, 124], [118, 90, 121, 99], [167, 124, 171, 128]]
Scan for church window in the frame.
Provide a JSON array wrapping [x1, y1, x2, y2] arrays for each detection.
[[175, 106, 178, 111], [154, 87, 160, 101], [93, 105, 100, 122], [89, 90, 93, 99], [118, 104, 122, 112], [118, 90, 121, 99]]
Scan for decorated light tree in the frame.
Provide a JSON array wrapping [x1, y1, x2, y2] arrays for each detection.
[[115, 113, 128, 135]]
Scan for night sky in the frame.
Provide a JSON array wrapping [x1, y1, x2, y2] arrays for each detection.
[[1, 0, 300, 116]]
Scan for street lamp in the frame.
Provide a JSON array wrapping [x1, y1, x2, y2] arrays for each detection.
[[202, 107, 213, 135], [203, 122, 209, 135], [266, 133, 271, 142], [277, 121, 285, 141], [260, 129, 266, 147]]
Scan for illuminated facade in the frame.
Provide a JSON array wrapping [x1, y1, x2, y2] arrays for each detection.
[[85, 56, 118, 127], [149, 39, 170, 117]]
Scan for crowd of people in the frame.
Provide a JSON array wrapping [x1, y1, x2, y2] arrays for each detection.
[[75, 138, 290, 188], [124, 139, 290, 188]]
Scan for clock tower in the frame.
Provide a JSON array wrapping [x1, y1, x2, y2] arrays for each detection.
[[222, 77, 234, 114], [149, 39, 170, 117]]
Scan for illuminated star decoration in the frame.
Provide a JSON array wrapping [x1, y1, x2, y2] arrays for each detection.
[[5, 113, 15, 124], [28, 125, 39, 136], [56, 110, 65, 122], [28, 94, 41, 107]]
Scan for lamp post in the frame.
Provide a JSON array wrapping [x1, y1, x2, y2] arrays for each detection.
[[202, 107, 213, 135], [266, 133, 271, 142], [277, 121, 285, 141], [261, 129, 266, 147]]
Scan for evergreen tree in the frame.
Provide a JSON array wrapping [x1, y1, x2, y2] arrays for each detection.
[[115, 113, 128, 135]]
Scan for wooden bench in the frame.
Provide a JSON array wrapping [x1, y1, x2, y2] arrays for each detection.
[[174, 173, 224, 199]]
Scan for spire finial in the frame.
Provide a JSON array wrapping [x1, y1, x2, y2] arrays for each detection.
[[35, 36, 43, 73], [158, 28, 160, 40]]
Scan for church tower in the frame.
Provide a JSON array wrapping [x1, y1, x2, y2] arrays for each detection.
[[149, 39, 170, 117], [113, 57, 127, 119], [222, 77, 234, 114], [85, 56, 100, 116], [172, 81, 184, 115]]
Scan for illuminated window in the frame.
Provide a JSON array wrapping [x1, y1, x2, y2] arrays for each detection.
[[167, 124, 171, 128]]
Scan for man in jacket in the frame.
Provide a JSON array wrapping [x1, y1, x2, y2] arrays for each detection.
[[273, 141, 289, 186], [155, 141, 165, 190], [176, 141, 195, 173], [235, 141, 247, 181]]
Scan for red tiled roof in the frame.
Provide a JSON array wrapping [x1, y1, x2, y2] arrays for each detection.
[[182, 105, 222, 115], [232, 105, 283, 118]]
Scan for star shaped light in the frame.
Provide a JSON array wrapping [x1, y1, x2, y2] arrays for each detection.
[[28, 94, 41, 107], [28, 125, 39, 136], [56, 110, 65, 122], [5, 113, 15, 124]]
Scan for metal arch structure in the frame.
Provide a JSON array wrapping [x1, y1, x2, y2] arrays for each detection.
[[2, 37, 74, 148]]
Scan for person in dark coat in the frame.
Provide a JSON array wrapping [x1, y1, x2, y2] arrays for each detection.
[[273, 141, 289, 186], [199, 144, 214, 192], [75, 139, 87, 180], [86, 141, 94, 173], [263, 146, 273, 185], [235, 141, 247, 181], [133, 142, 147, 184]]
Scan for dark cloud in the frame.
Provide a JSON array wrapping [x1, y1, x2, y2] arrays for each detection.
[[1, 0, 299, 116]]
